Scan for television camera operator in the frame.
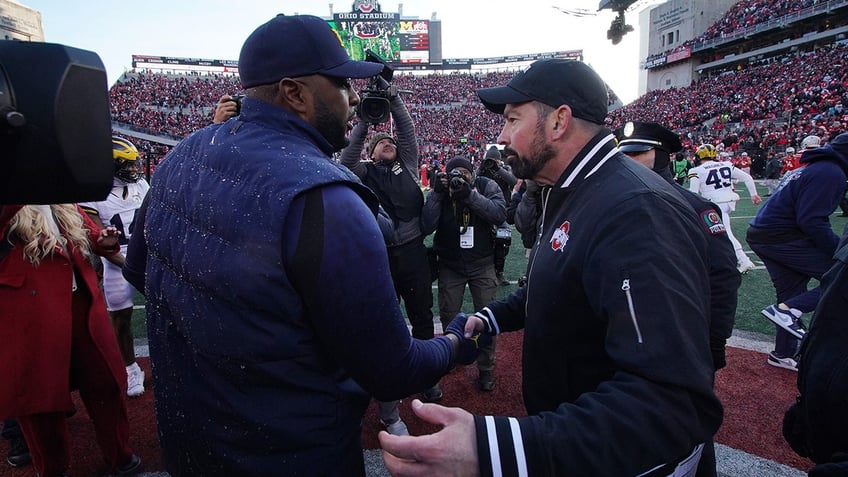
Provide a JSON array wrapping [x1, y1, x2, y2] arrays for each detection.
[[339, 56, 443, 411]]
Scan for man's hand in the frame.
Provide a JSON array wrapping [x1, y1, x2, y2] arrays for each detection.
[[524, 179, 542, 197], [445, 313, 491, 365], [751, 194, 762, 205], [386, 84, 399, 99], [433, 172, 449, 194], [379, 399, 480, 477], [449, 179, 471, 202], [97, 225, 121, 249], [212, 95, 239, 124]]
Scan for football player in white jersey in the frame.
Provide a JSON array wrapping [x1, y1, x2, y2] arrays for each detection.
[[81, 137, 149, 397], [688, 144, 763, 273]]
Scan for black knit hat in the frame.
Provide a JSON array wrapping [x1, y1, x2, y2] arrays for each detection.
[[484, 146, 501, 161], [446, 156, 474, 173], [367, 132, 396, 157]]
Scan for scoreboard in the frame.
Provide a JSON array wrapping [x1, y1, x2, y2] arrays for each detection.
[[328, 19, 431, 65]]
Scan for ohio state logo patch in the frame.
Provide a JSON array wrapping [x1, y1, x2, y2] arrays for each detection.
[[701, 209, 726, 235], [550, 221, 571, 252]]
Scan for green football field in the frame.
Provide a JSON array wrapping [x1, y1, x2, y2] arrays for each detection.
[[132, 181, 848, 341]]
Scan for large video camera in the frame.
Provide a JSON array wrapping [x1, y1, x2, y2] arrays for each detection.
[[0, 41, 113, 205], [356, 50, 394, 125]]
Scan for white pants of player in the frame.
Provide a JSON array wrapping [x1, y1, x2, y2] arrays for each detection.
[[717, 200, 751, 267]]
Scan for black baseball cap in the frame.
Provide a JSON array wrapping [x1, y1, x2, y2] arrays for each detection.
[[476, 59, 609, 124], [239, 15, 384, 88], [615, 121, 682, 154]]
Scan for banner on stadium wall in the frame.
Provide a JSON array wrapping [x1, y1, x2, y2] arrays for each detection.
[[130, 49, 583, 74], [132, 55, 238, 69], [667, 47, 691, 63], [645, 55, 667, 69]]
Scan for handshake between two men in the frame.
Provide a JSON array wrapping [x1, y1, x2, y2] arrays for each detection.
[[443, 312, 492, 365]]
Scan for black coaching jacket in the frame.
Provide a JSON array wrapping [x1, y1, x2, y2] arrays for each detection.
[[471, 131, 723, 476]]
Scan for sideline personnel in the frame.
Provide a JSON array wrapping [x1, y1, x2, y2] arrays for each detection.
[[340, 84, 442, 408], [616, 121, 740, 477], [379, 59, 721, 476]]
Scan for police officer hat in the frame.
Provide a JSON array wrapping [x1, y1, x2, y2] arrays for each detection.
[[615, 121, 683, 154]]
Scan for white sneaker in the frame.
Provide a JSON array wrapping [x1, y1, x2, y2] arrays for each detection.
[[382, 418, 409, 436], [761, 304, 806, 339], [127, 363, 145, 397], [767, 351, 798, 371]]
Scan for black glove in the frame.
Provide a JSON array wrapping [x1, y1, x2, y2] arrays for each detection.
[[450, 179, 471, 201], [710, 339, 727, 370], [386, 84, 399, 99], [524, 179, 541, 197], [445, 313, 492, 365], [433, 172, 448, 194]]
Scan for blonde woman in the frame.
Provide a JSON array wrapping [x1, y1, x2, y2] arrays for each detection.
[[0, 205, 141, 477]]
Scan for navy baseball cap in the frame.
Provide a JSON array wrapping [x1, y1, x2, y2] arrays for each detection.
[[239, 15, 384, 88], [615, 121, 683, 154], [476, 59, 609, 124]]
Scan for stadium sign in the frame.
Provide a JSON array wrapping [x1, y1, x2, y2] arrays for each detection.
[[336, 0, 398, 20], [645, 55, 667, 69]]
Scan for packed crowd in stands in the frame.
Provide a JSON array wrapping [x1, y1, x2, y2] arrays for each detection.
[[112, 39, 848, 180], [697, 0, 820, 44], [609, 43, 848, 172], [644, 0, 826, 65]]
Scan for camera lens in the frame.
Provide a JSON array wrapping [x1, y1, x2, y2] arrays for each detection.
[[357, 95, 391, 124]]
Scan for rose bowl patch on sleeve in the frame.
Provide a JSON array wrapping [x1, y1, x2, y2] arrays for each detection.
[[701, 208, 727, 235]]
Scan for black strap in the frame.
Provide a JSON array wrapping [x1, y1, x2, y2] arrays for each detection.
[[290, 188, 324, 308]]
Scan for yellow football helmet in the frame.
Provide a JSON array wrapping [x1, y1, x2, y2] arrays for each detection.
[[113, 136, 142, 183], [695, 144, 717, 161]]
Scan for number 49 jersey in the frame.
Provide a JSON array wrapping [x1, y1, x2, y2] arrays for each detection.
[[688, 160, 755, 204]]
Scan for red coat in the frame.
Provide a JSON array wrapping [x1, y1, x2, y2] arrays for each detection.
[[0, 205, 126, 418]]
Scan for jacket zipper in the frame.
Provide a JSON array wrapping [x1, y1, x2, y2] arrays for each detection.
[[621, 277, 643, 344], [524, 186, 552, 316]]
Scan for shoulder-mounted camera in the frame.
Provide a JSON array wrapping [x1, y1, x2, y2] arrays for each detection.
[[356, 50, 394, 125]]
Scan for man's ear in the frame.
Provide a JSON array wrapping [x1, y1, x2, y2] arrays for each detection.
[[279, 78, 311, 117], [550, 105, 572, 141]]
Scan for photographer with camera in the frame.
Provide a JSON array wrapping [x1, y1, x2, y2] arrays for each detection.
[[211, 94, 243, 124], [477, 146, 517, 285], [422, 156, 507, 392], [340, 55, 443, 413]]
